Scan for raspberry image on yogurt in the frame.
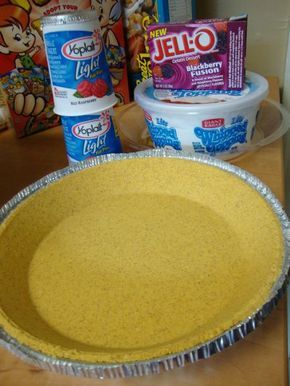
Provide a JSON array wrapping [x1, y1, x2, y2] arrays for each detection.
[[91, 79, 108, 98], [42, 11, 118, 114], [77, 80, 93, 97]]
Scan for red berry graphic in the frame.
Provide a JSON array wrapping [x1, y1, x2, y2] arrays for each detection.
[[153, 65, 162, 77], [77, 80, 93, 97], [91, 78, 108, 98], [214, 21, 227, 33]]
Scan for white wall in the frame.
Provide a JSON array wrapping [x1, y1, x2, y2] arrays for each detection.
[[282, 26, 290, 215], [197, 0, 290, 87], [197, 0, 290, 212], [283, 14, 290, 108]]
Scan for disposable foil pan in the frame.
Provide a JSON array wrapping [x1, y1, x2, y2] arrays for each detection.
[[0, 149, 289, 379]]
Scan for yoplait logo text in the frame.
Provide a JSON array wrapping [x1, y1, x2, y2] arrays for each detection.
[[62, 36, 101, 60], [61, 31, 102, 80], [72, 113, 110, 139]]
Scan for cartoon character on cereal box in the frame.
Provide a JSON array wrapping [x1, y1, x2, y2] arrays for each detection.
[[0, 0, 58, 136], [0, 4, 41, 69]]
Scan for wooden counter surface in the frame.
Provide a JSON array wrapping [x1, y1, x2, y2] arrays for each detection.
[[0, 77, 288, 386]]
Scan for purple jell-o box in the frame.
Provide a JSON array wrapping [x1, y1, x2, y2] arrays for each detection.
[[147, 16, 247, 90]]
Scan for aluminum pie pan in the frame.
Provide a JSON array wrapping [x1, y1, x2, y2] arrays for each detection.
[[0, 148, 289, 379]]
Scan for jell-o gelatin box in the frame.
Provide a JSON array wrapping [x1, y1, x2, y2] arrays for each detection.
[[147, 16, 247, 90]]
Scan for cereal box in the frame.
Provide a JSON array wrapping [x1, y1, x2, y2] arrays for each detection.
[[147, 16, 248, 90], [91, 0, 130, 106], [0, 0, 93, 137], [122, 0, 195, 96], [0, 85, 11, 131], [157, 0, 195, 23]]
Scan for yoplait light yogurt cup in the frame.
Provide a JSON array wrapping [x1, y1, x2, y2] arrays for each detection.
[[147, 16, 247, 91], [61, 109, 121, 163], [134, 72, 268, 159], [41, 10, 117, 116]]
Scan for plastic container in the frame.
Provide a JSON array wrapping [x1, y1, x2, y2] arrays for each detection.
[[134, 71, 271, 159], [116, 98, 290, 160], [42, 10, 117, 116], [61, 109, 121, 163]]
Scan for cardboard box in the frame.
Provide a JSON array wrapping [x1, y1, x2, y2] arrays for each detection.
[[0, 85, 10, 131], [122, 0, 196, 96], [148, 16, 248, 90], [0, 0, 129, 137], [0, 0, 95, 137], [91, 0, 130, 106]]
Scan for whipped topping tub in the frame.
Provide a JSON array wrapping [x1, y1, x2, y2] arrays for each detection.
[[134, 72, 268, 159]]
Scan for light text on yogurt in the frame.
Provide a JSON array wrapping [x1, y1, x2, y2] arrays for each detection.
[[83, 136, 107, 154]]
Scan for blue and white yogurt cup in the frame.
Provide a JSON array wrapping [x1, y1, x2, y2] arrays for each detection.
[[61, 109, 121, 163], [134, 72, 269, 159], [42, 10, 117, 116]]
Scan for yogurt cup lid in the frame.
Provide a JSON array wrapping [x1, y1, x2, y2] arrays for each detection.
[[134, 72, 269, 113], [41, 10, 98, 27]]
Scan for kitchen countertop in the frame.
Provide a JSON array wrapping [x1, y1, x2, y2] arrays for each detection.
[[0, 77, 288, 386]]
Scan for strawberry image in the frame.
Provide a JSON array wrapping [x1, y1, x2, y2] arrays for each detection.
[[152, 65, 162, 77], [214, 21, 227, 33], [187, 58, 200, 66], [91, 79, 108, 98], [77, 80, 93, 97]]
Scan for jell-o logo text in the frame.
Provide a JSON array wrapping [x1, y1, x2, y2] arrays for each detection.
[[151, 27, 217, 63]]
